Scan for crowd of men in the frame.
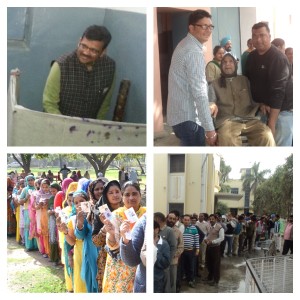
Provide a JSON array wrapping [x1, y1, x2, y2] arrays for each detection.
[[154, 211, 293, 292]]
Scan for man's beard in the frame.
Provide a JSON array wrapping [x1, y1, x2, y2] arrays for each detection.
[[167, 220, 175, 227]]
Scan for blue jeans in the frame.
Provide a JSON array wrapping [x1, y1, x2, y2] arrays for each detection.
[[225, 235, 233, 255], [260, 111, 293, 146], [275, 111, 293, 146], [172, 121, 205, 146]]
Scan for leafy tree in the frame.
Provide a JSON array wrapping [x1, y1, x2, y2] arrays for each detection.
[[241, 162, 270, 194], [81, 154, 118, 176], [220, 158, 232, 192], [253, 154, 293, 218], [11, 154, 49, 174], [215, 202, 229, 215], [220, 158, 232, 183]]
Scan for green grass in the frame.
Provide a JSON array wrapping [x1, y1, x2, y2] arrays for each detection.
[[10, 267, 65, 293], [7, 257, 33, 264]]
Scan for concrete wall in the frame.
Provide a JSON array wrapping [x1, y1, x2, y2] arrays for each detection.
[[7, 71, 146, 146], [211, 7, 241, 71], [154, 153, 217, 216], [153, 154, 169, 214], [7, 7, 146, 124]]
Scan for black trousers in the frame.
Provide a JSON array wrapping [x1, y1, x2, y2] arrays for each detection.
[[282, 239, 293, 255], [181, 249, 195, 282], [206, 245, 221, 283]]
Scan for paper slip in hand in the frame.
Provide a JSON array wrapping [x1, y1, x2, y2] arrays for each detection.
[[124, 207, 138, 223], [80, 202, 91, 213], [99, 204, 113, 221]]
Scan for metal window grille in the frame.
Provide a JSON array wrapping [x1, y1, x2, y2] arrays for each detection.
[[245, 255, 293, 293]]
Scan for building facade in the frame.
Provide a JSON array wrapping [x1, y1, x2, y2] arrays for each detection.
[[216, 168, 255, 215], [154, 153, 221, 216]]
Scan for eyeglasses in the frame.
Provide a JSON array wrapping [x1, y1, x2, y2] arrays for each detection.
[[193, 24, 215, 31], [78, 43, 100, 56]]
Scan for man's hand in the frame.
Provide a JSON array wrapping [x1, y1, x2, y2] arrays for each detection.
[[205, 130, 217, 146], [259, 104, 270, 115], [209, 103, 218, 118]]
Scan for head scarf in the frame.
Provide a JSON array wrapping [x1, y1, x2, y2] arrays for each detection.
[[93, 180, 122, 232], [7, 177, 14, 191], [218, 53, 238, 88], [50, 182, 61, 192], [81, 179, 92, 194], [73, 189, 89, 201], [98, 180, 121, 212], [88, 178, 106, 202], [220, 36, 231, 47], [54, 191, 65, 209], [61, 178, 73, 194], [25, 175, 35, 186], [77, 177, 89, 191], [62, 182, 78, 207]]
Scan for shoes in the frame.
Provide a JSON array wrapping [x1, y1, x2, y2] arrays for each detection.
[[43, 254, 48, 258], [188, 281, 195, 288]]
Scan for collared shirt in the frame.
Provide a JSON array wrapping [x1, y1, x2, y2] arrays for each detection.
[[274, 220, 280, 233], [167, 33, 214, 131], [175, 220, 185, 234], [196, 220, 210, 235]]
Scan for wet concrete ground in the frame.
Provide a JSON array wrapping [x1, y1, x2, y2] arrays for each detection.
[[180, 249, 266, 293]]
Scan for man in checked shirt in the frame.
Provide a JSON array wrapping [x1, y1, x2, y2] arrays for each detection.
[[167, 9, 217, 146]]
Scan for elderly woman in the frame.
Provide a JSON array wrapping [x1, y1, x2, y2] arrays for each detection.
[[102, 181, 146, 293]]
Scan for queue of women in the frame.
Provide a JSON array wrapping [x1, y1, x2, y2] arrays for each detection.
[[7, 173, 147, 293]]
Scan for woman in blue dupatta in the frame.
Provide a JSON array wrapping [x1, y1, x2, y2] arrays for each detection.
[[19, 175, 38, 251], [75, 180, 105, 293]]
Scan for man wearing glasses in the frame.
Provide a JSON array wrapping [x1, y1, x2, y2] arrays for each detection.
[[167, 9, 217, 146], [43, 25, 115, 119]]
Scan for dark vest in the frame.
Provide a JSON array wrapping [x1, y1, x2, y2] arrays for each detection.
[[56, 51, 115, 119]]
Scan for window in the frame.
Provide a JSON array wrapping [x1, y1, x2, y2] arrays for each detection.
[[169, 203, 184, 216], [7, 8, 32, 48], [170, 154, 185, 173], [231, 188, 239, 194]]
